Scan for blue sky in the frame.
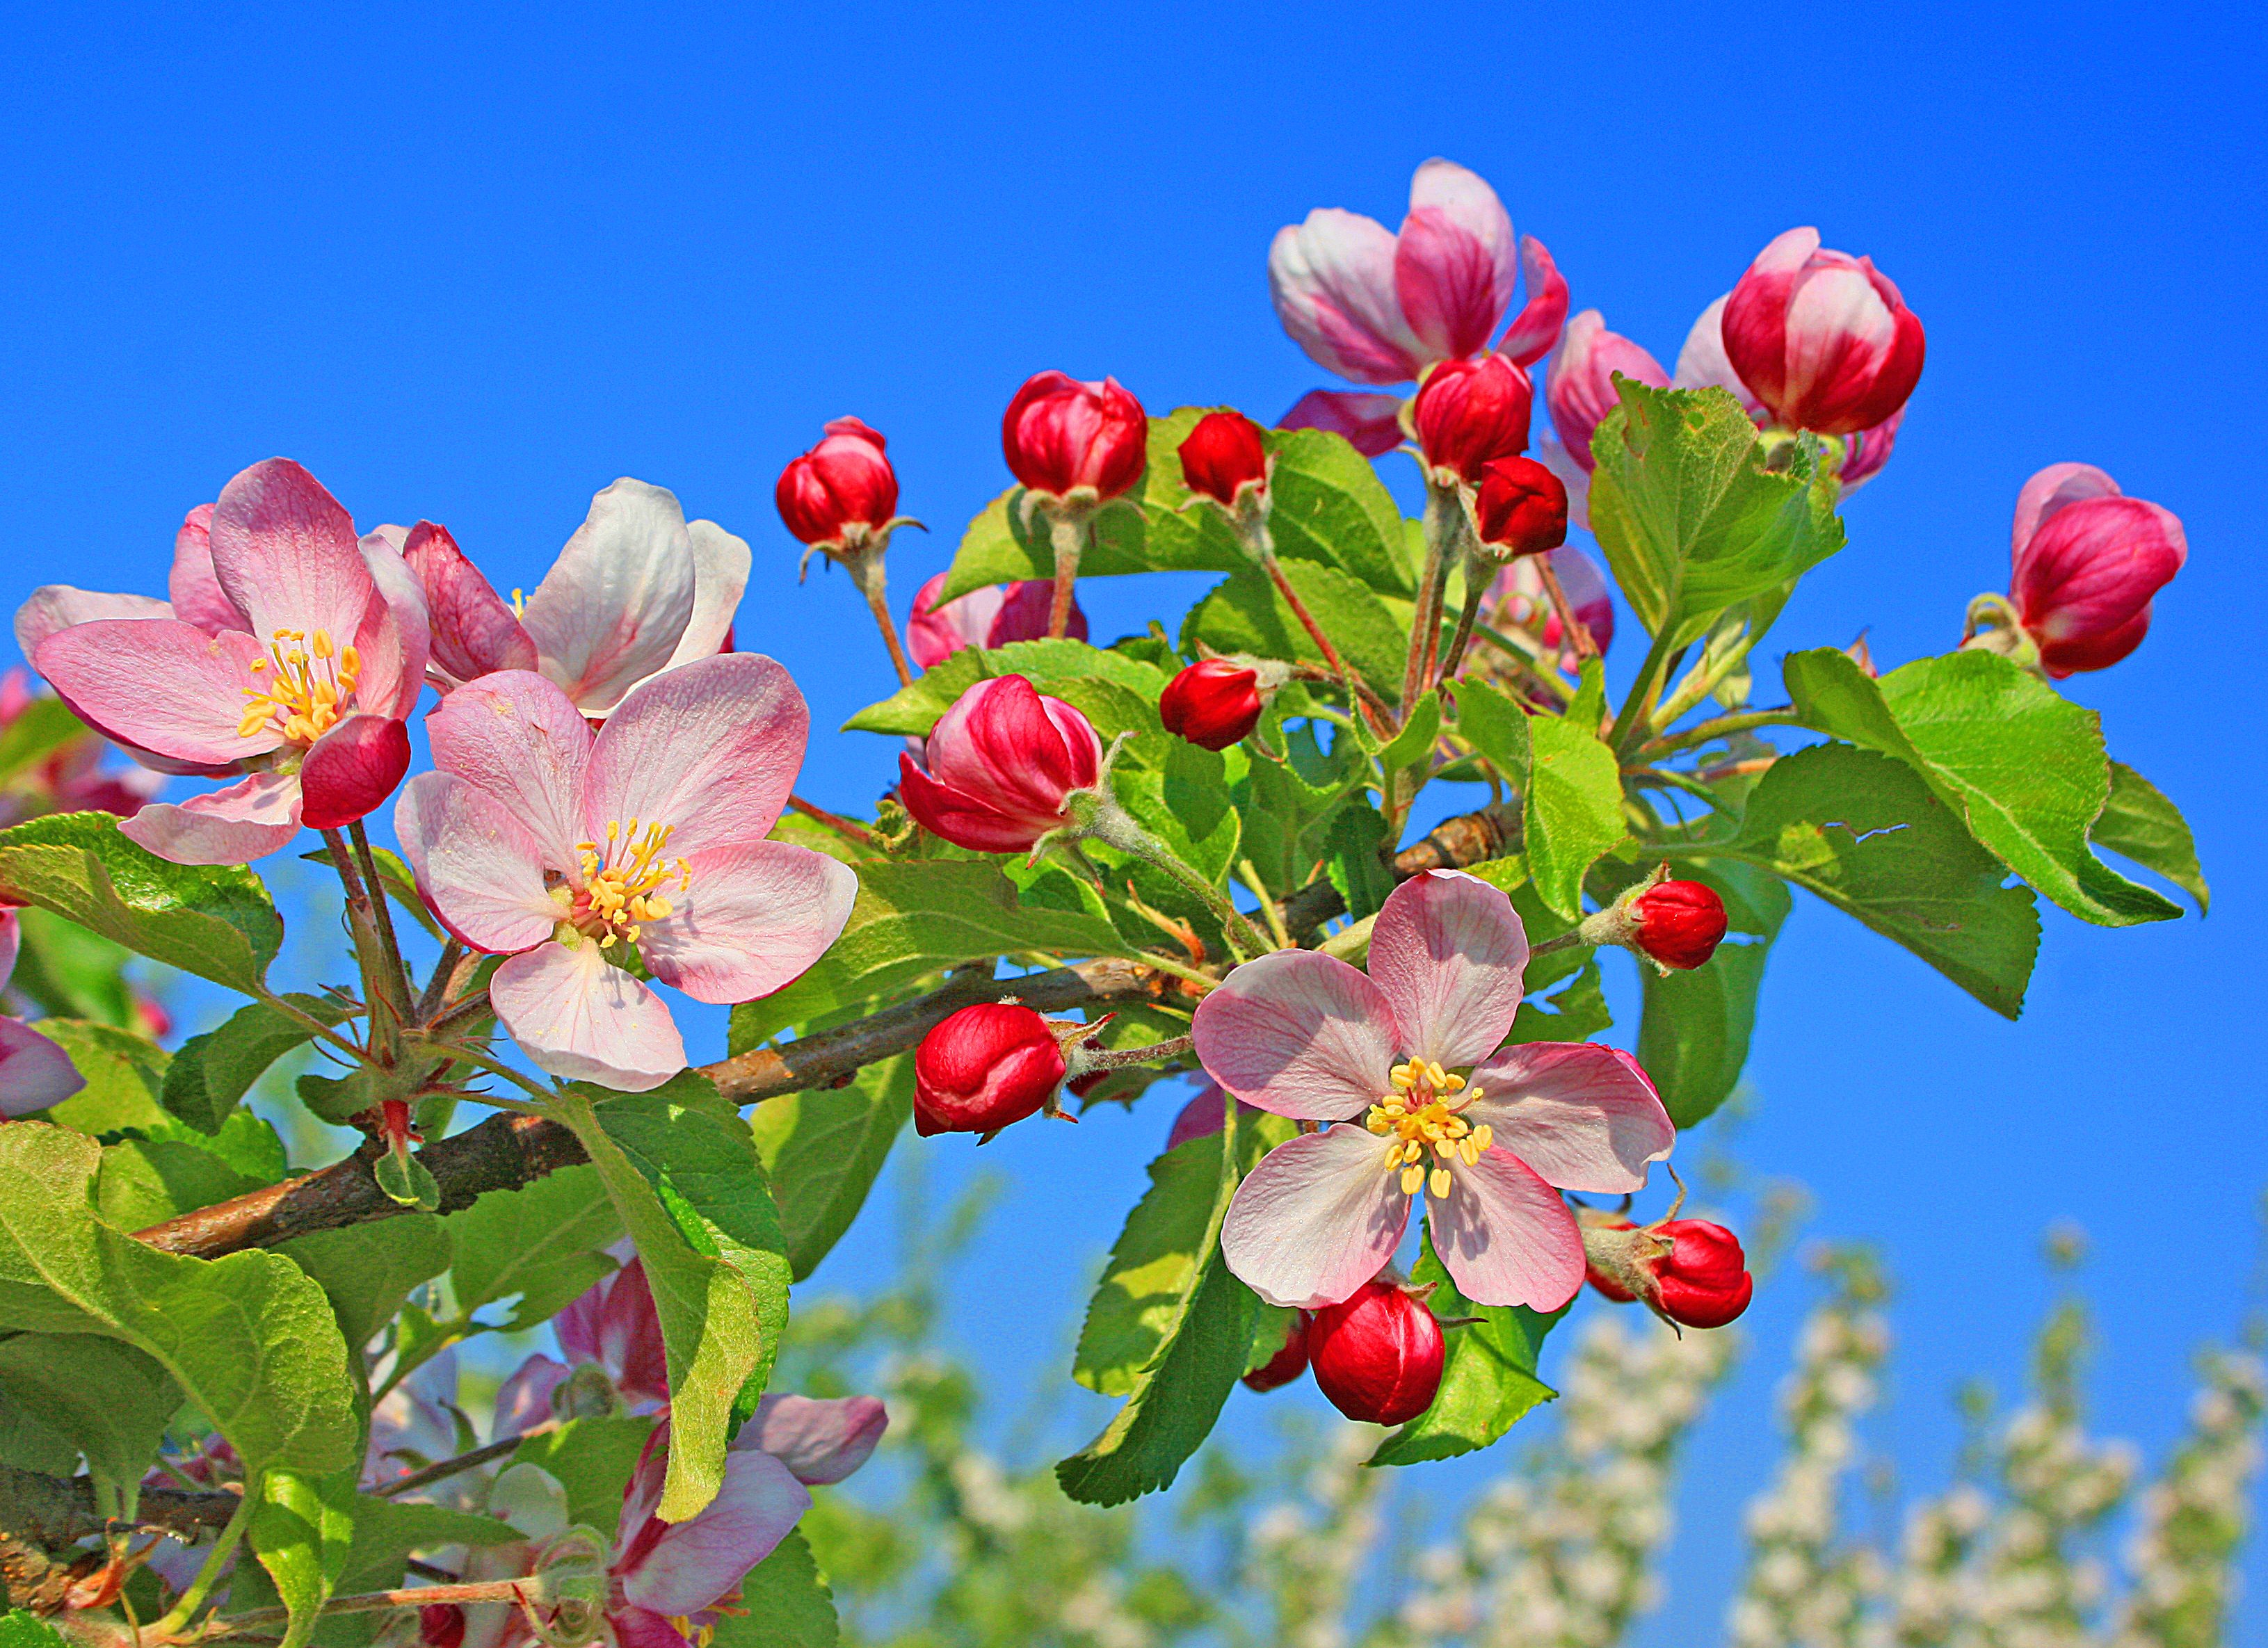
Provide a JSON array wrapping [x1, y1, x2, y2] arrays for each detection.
[[3, 1, 2262, 1638]]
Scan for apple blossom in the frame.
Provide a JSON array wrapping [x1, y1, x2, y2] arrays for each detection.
[[1719, 227, 1927, 437], [1159, 659, 1264, 751], [494, 1257, 672, 1434], [1308, 1277, 1446, 1425], [904, 572, 1085, 670], [896, 674, 1102, 854], [23, 458, 431, 864], [1001, 372, 1148, 503], [1200, 870, 1675, 1311], [401, 478, 750, 716], [0, 909, 83, 1117], [775, 417, 899, 551], [1583, 1215, 1754, 1329], [1278, 389, 1406, 459], [1177, 410, 1271, 509], [394, 655, 855, 1092], [1545, 309, 1670, 475]]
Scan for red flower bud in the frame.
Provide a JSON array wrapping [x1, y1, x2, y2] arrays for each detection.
[[1159, 659, 1264, 751], [1582, 1215, 1754, 1329], [1307, 1279, 1445, 1426], [1630, 879, 1728, 970], [897, 674, 1103, 853], [1474, 455, 1569, 560], [775, 417, 899, 547], [419, 1606, 466, 1648], [1002, 371, 1148, 501], [2007, 463, 2187, 678], [1178, 411, 1270, 509], [1721, 228, 1925, 436], [913, 1002, 1067, 1136], [1241, 1311, 1312, 1393], [1412, 354, 1533, 484]]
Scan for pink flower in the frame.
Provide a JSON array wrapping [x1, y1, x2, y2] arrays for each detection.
[[1545, 310, 1670, 475], [494, 1257, 673, 1435], [1719, 227, 1926, 437], [401, 479, 750, 716], [394, 656, 855, 1092], [1198, 871, 1673, 1311], [896, 674, 1102, 854], [1489, 549, 1616, 669], [2007, 463, 2187, 677], [1276, 389, 1407, 459], [0, 909, 83, 1117], [1269, 159, 1565, 386], [903, 573, 1086, 671], [22, 460, 431, 865]]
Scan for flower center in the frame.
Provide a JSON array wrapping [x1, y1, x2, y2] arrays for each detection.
[[1366, 1058, 1493, 1199], [568, 818, 690, 948], [236, 628, 361, 745]]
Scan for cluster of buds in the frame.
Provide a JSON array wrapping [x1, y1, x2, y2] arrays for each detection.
[[1572, 865, 1730, 972], [1579, 1198, 1755, 1331]]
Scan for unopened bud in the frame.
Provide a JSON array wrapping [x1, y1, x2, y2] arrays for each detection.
[[1002, 372, 1148, 503], [1307, 1277, 1445, 1425], [1159, 659, 1265, 751], [1472, 455, 1569, 562], [775, 418, 900, 552], [914, 1002, 1068, 1137], [1581, 1213, 1754, 1330], [1576, 868, 1728, 972], [1242, 1311, 1312, 1393], [1413, 354, 1533, 485], [1177, 410, 1271, 510]]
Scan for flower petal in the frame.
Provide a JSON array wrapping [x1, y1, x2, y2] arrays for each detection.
[[1395, 159, 1517, 363], [638, 841, 855, 1005], [401, 521, 540, 688], [1426, 1146, 1584, 1309], [207, 458, 373, 645], [490, 943, 686, 1092], [610, 1609, 694, 1648], [393, 773, 560, 953], [0, 909, 18, 987], [33, 620, 273, 766], [1365, 870, 1529, 1069], [521, 478, 698, 716], [556, 1259, 670, 1406], [1495, 236, 1571, 369], [424, 670, 595, 874], [351, 531, 433, 722], [1221, 1125, 1410, 1310], [300, 713, 412, 830], [13, 588, 176, 661], [661, 520, 753, 672], [2011, 462, 2121, 560], [168, 504, 248, 635], [491, 1354, 571, 1441], [1191, 948, 1397, 1121], [1269, 211, 1427, 385], [0, 1017, 86, 1117], [582, 654, 808, 860], [1276, 389, 1406, 458], [1671, 295, 1767, 421], [619, 1448, 811, 1615], [120, 770, 303, 866], [1464, 1042, 1673, 1193], [735, 1394, 888, 1485]]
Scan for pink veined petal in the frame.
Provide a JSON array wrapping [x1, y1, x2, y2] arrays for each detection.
[[1277, 389, 1407, 458], [168, 504, 248, 635], [905, 574, 1004, 670], [1365, 870, 1530, 1069], [894, 754, 1055, 853], [490, 943, 686, 1092], [1495, 236, 1571, 368], [352, 531, 433, 721], [0, 1017, 87, 1117], [402, 521, 541, 688], [558, 1259, 671, 1406], [14, 591, 177, 670], [1425, 1145, 1585, 1310], [392, 773, 560, 953], [638, 841, 855, 1005], [1463, 1042, 1674, 1194], [2011, 462, 2122, 560], [1671, 296, 1767, 421], [582, 654, 810, 861], [520, 478, 699, 716], [1191, 948, 1399, 1122], [207, 458, 373, 647], [1269, 211, 1428, 385], [490, 1354, 572, 1441], [33, 621, 273, 766], [661, 520, 753, 672], [1779, 262, 1896, 428], [120, 770, 304, 866], [424, 671, 595, 874], [1395, 158, 1517, 363], [1221, 1125, 1412, 1310], [736, 1394, 889, 1485], [618, 1448, 811, 1615], [300, 713, 412, 830], [609, 1608, 695, 1648]]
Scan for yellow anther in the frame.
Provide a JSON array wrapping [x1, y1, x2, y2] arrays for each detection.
[[311, 630, 333, 660], [1400, 1163, 1425, 1195], [248, 657, 268, 674], [1429, 1167, 1453, 1199], [1471, 1123, 1493, 1152]]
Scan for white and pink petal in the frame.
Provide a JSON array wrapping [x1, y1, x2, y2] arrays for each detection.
[[1424, 1146, 1584, 1310], [1221, 1125, 1411, 1310], [119, 769, 304, 866], [424, 671, 595, 874], [1463, 1041, 1673, 1195], [636, 841, 855, 1005], [207, 459, 373, 647], [490, 942, 686, 1092], [616, 1448, 810, 1615], [520, 478, 698, 716], [1191, 948, 1398, 1122], [735, 1394, 888, 1485], [0, 1017, 86, 1116], [1365, 870, 1529, 1069], [393, 773, 560, 953], [33, 621, 273, 766]]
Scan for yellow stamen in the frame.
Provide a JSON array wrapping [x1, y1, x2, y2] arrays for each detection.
[[1400, 1163, 1425, 1195], [236, 624, 362, 747], [1372, 1058, 1486, 1200], [1429, 1166, 1453, 1199]]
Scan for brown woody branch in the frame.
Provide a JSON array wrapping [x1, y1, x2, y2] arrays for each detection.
[[0, 1465, 241, 1613], [131, 805, 1518, 1263]]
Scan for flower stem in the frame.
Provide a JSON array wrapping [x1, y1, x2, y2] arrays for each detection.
[[350, 820, 415, 1012], [787, 794, 881, 850], [1638, 706, 1804, 761], [1084, 803, 1274, 960], [1535, 556, 1600, 666], [843, 549, 915, 687], [1401, 485, 1457, 716], [1436, 563, 1491, 685], [147, 1489, 255, 1638], [1045, 510, 1088, 640], [1073, 1033, 1196, 1073], [214, 1576, 558, 1632]]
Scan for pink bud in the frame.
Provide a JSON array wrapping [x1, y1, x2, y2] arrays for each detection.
[[1473, 456, 1569, 560], [1545, 310, 1670, 474], [775, 417, 899, 547], [2008, 463, 2187, 678], [905, 574, 1086, 670], [1307, 1279, 1445, 1426], [1177, 411, 1271, 509], [896, 674, 1102, 853], [1241, 1311, 1312, 1393], [1159, 659, 1263, 752], [914, 1002, 1067, 1136], [1650, 1220, 1753, 1328], [1413, 354, 1533, 484], [1631, 879, 1728, 970], [1002, 372, 1148, 501], [1720, 227, 1926, 435]]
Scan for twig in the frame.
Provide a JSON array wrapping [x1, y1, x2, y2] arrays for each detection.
[[372, 1435, 526, 1500], [787, 795, 882, 850]]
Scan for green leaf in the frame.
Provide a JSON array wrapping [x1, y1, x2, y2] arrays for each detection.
[[0, 699, 89, 786], [0, 813, 282, 994], [1074, 1131, 1233, 1398], [1506, 958, 1613, 1047], [95, 1136, 268, 1227], [1322, 803, 1396, 922], [1369, 1227, 1563, 1466], [2090, 760, 2208, 914], [552, 1078, 777, 1522], [164, 994, 355, 1134], [126, 1110, 291, 1182], [508, 1416, 658, 1536], [1183, 561, 1409, 704], [1377, 688, 1440, 782], [280, 1216, 453, 1353], [8, 907, 135, 1026], [1525, 704, 1627, 919], [1785, 647, 2180, 928], [0, 1389, 83, 1475], [1587, 382, 1845, 649], [1115, 740, 1241, 888], [748, 1053, 912, 1282], [1453, 678, 1531, 780], [844, 638, 1167, 738], [1627, 861, 1790, 1128], [33, 1018, 168, 1132], [0, 1334, 176, 1487], [0, 1123, 359, 1478], [442, 1164, 622, 1329], [1698, 742, 2040, 1017], [250, 1466, 359, 1648], [718, 1528, 839, 1648], [0, 1612, 72, 1648]]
